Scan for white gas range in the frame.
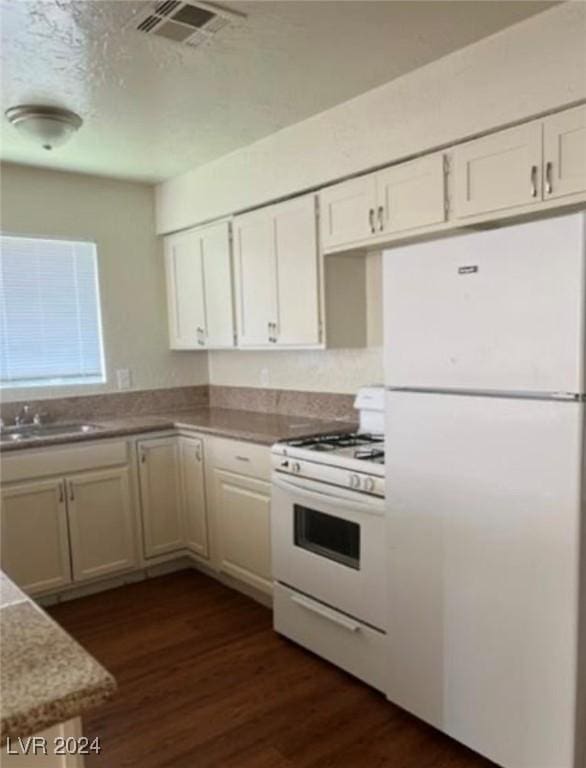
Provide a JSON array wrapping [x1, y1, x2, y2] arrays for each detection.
[[270, 387, 387, 692], [271, 431, 385, 497]]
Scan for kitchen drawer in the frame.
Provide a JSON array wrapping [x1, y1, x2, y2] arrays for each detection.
[[1, 440, 129, 483], [273, 583, 386, 692], [208, 437, 271, 481]]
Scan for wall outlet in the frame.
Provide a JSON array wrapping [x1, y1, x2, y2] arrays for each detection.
[[116, 368, 132, 390], [260, 367, 270, 387]]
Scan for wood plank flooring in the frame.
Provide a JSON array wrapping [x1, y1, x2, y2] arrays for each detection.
[[49, 570, 496, 768]]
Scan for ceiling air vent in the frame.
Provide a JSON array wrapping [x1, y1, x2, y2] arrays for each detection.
[[127, 1, 245, 48]]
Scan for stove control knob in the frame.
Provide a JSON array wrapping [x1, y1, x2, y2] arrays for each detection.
[[280, 460, 289, 468], [349, 473, 361, 489], [291, 461, 301, 474], [364, 477, 375, 493]]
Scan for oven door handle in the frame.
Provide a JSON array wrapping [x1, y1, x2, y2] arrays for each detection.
[[272, 474, 383, 515], [291, 593, 361, 633]]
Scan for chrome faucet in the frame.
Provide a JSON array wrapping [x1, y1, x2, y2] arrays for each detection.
[[14, 404, 40, 426]]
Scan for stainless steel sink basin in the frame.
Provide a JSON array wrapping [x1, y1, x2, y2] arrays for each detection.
[[1, 423, 102, 442]]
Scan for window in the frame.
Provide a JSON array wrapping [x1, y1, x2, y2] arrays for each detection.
[[0, 235, 106, 388]]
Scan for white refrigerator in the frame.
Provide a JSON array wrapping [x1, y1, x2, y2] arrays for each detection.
[[384, 212, 585, 768]]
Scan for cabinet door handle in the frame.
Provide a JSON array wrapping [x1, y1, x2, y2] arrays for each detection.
[[368, 208, 375, 234], [545, 161, 553, 195], [530, 165, 538, 198], [68, 481, 75, 502], [195, 443, 202, 462], [140, 449, 147, 463], [377, 205, 384, 231], [58, 481, 64, 503]]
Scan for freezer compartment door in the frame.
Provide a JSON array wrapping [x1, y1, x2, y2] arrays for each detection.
[[384, 213, 585, 393], [385, 391, 582, 768]]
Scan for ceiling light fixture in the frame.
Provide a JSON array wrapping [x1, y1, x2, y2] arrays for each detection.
[[5, 105, 83, 151]]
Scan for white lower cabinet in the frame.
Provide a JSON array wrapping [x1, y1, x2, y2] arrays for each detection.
[[1, 432, 271, 600], [179, 436, 208, 558], [138, 435, 209, 560], [66, 467, 136, 582], [212, 469, 272, 595], [0, 478, 71, 595], [138, 437, 184, 558], [0, 442, 136, 596]]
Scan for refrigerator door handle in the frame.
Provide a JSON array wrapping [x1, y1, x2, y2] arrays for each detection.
[[386, 386, 583, 402]]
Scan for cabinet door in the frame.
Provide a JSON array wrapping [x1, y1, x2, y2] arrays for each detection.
[[233, 209, 278, 347], [377, 153, 446, 234], [274, 194, 321, 346], [165, 229, 206, 349], [0, 479, 71, 595], [179, 436, 208, 558], [543, 104, 586, 201], [319, 174, 378, 251], [66, 467, 136, 582], [453, 121, 542, 218], [200, 221, 235, 348], [213, 469, 272, 594], [138, 437, 184, 557]]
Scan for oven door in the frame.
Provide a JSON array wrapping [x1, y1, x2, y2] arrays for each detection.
[[271, 473, 385, 629]]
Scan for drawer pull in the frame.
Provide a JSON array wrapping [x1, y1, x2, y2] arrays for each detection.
[[291, 594, 361, 633], [235, 455, 250, 462]]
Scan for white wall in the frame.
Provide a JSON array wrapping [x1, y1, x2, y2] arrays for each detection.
[[156, 2, 586, 233], [0, 163, 207, 402]]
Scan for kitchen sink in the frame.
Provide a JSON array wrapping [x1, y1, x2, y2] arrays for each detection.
[[0, 423, 103, 442]]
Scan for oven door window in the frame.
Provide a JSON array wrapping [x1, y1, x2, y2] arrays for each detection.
[[294, 505, 360, 570]]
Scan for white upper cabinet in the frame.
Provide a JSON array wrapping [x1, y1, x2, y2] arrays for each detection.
[[165, 228, 206, 349], [274, 195, 321, 346], [377, 154, 446, 235], [320, 175, 378, 252], [319, 153, 446, 252], [453, 121, 542, 218], [233, 207, 278, 347], [200, 223, 235, 348], [165, 220, 234, 350], [543, 104, 586, 201], [234, 194, 322, 348]]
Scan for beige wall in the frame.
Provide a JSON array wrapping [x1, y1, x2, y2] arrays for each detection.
[[156, 3, 586, 233], [0, 163, 207, 402], [208, 252, 383, 394]]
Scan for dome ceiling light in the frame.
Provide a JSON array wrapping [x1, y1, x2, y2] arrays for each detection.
[[5, 105, 83, 151]]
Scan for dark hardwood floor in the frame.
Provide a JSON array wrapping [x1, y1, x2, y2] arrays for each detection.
[[49, 570, 496, 768]]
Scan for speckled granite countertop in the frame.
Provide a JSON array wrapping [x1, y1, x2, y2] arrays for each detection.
[[0, 407, 357, 452], [0, 571, 116, 744]]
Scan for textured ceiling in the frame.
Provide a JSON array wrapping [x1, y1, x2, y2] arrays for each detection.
[[0, 0, 558, 182]]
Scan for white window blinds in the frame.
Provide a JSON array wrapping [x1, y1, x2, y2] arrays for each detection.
[[0, 235, 106, 388]]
